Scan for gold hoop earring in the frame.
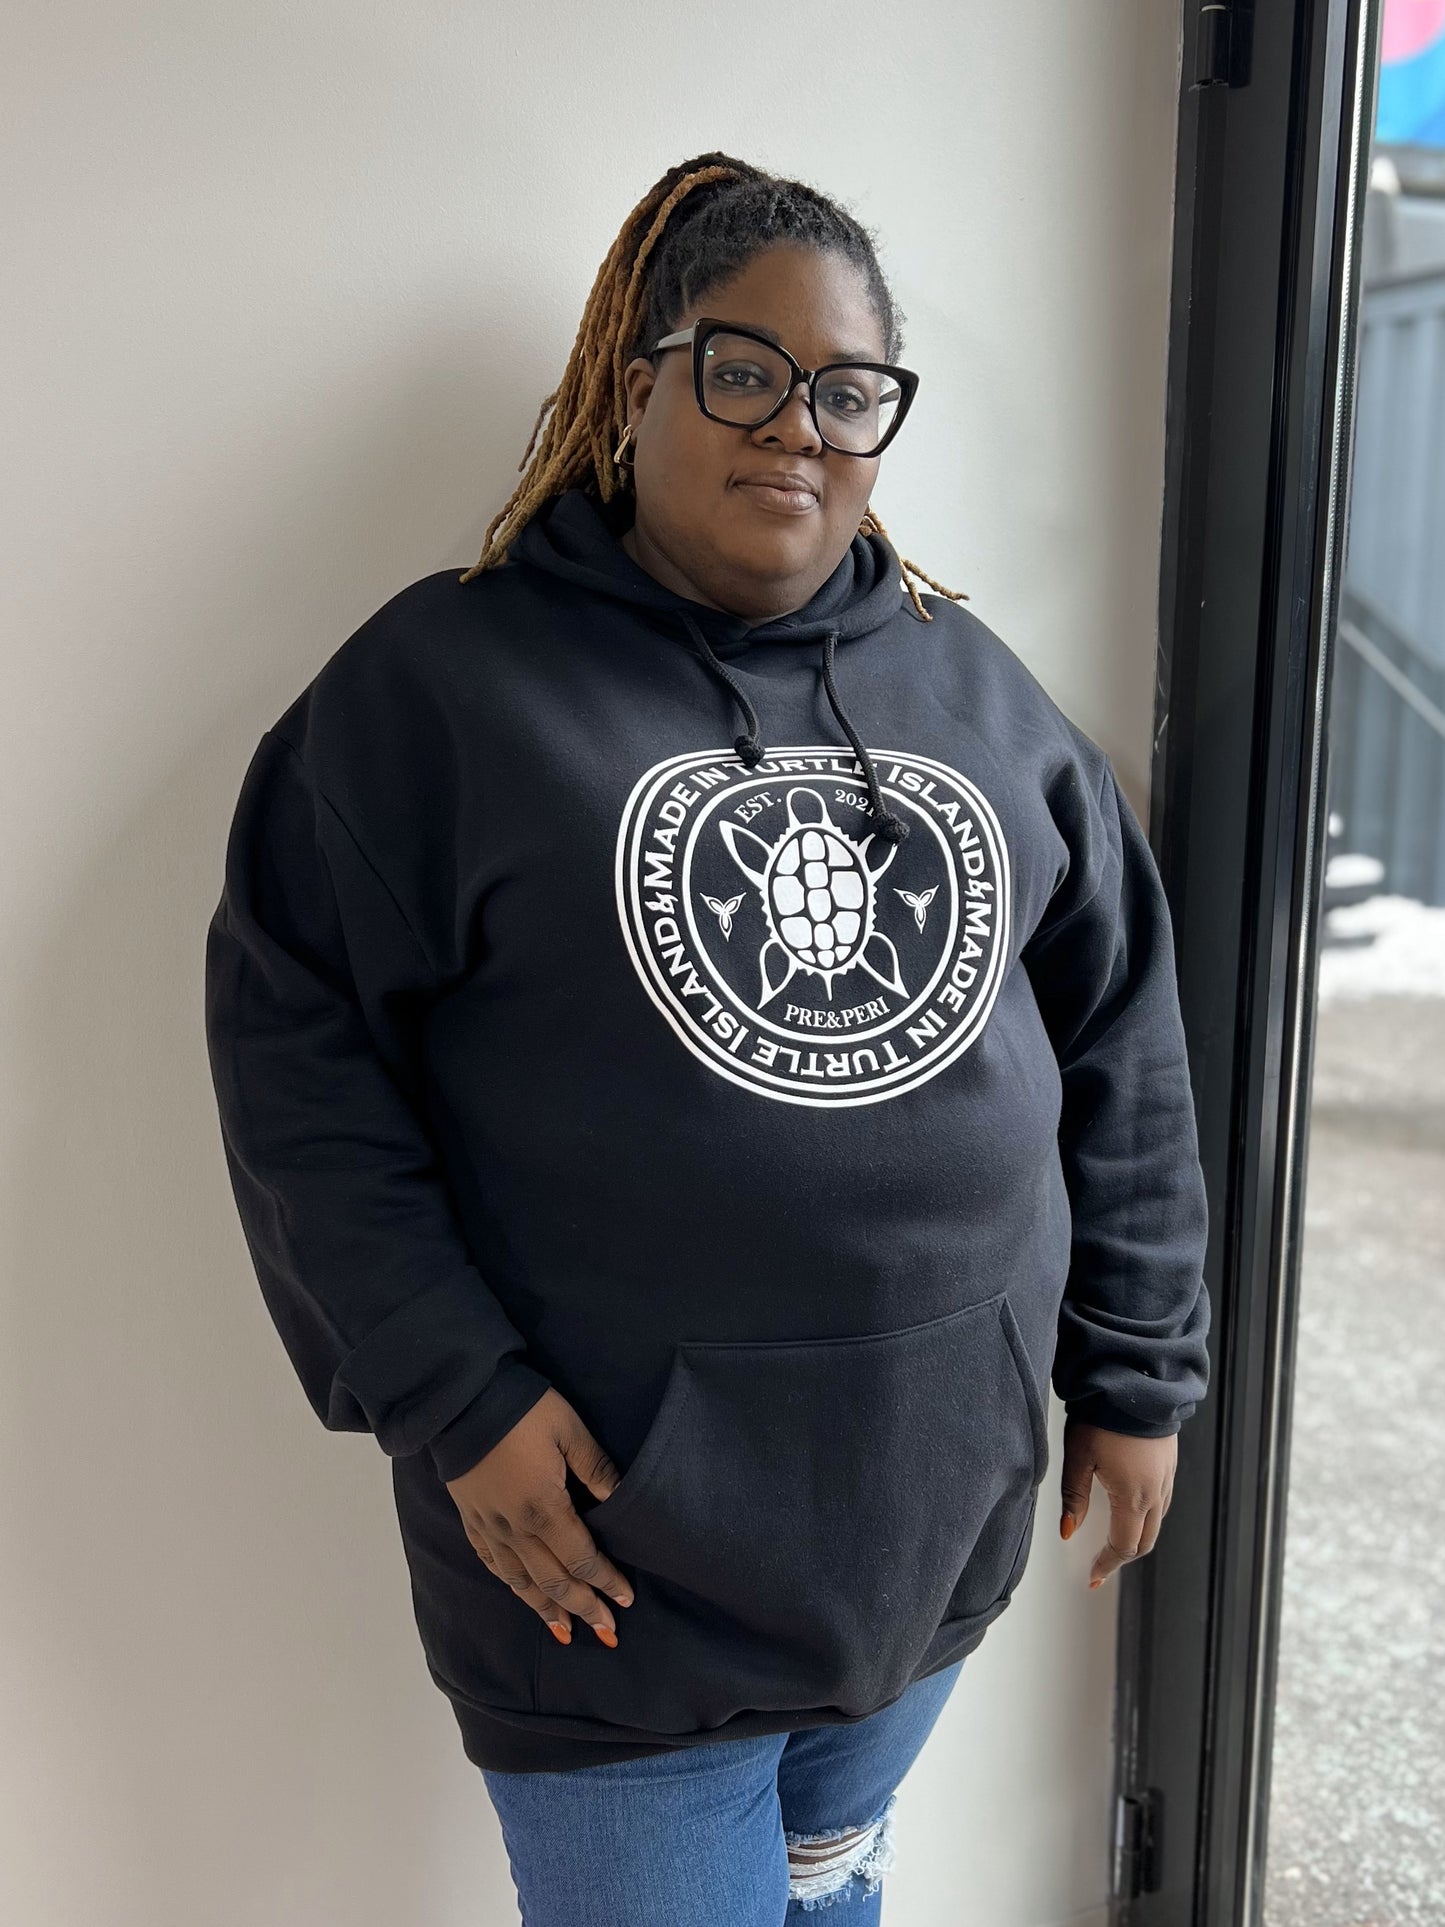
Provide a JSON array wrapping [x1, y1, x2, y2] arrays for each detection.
[[612, 422, 636, 479]]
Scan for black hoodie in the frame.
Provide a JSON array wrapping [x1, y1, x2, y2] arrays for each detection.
[[204, 486, 1210, 1774]]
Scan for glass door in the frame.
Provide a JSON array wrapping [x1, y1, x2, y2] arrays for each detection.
[[1110, 3, 1392, 1921], [1263, 16, 1445, 1919]]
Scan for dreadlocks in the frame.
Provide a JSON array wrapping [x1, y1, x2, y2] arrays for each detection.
[[458, 153, 968, 621]]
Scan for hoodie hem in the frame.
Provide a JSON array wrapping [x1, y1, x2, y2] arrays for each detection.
[[444, 1610, 1002, 1776]]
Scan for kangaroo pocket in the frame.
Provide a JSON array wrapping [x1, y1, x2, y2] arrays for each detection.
[[535, 1293, 1049, 1736]]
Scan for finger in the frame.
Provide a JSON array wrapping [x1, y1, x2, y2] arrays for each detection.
[[548, 1500, 636, 1611], [1058, 1451, 1096, 1540], [561, 1426, 625, 1505], [458, 1517, 570, 1629], [512, 1531, 623, 1647], [1135, 1502, 1166, 1559], [507, 1481, 635, 1614], [494, 1487, 629, 1636], [461, 1517, 533, 1595], [466, 1524, 614, 1647], [461, 1522, 562, 1625], [1088, 1503, 1148, 1587]]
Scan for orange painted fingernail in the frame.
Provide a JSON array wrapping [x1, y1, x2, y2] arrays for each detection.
[[1060, 1515, 1076, 1540], [547, 1621, 571, 1643], [594, 1624, 618, 1648]]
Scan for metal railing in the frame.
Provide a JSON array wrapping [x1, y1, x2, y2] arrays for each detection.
[[1330, 581, 1445, 904]]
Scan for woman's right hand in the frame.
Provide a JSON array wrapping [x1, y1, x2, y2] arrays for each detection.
[[444, 1387, 635, 1648]]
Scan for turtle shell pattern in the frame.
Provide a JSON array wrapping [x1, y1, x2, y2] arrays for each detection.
[[767, 823, 867, 969], [717, 786, 908, 1008]]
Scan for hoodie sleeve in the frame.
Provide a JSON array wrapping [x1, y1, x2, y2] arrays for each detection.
[[204, 725, 553, 1483], [1023, 752, 1211, 1438]]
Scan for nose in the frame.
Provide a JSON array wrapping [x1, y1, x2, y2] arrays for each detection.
[[752, 378, 823, 456]]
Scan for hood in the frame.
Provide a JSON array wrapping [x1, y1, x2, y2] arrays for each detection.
[[509, 485, 909, 656], [508, 487, 916, 841]]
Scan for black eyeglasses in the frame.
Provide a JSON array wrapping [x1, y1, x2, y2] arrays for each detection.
[[647, 316, 919, 459]]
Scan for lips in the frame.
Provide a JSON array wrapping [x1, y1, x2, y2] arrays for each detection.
[[734, 473, 820, 511]]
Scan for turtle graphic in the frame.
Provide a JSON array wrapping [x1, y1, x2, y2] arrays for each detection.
[[718, 787, 907, 1007]]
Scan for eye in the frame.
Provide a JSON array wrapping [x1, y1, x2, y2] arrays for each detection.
[[710, 359, 775, 391], [818, 380, 871, 416]]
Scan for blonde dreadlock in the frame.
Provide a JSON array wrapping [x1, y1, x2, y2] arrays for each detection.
[[459, 156, 968, 623]]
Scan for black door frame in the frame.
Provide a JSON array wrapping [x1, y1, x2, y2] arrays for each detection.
[[1112, 2, 1381, 1921]]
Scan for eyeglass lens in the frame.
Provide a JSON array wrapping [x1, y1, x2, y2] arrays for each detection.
[[700, 332, 902, 454]]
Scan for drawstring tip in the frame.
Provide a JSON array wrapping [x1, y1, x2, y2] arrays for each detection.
[[873, 811, 911, 844], [734, 735, 764, 768]]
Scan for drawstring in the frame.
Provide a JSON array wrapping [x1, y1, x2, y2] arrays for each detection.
[[680, 613, 765, 768], [819, 629, 909, 844], [678, 614, 910, 844]]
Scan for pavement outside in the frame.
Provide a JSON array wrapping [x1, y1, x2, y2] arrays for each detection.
[[1263, 979, 1445, 1926]]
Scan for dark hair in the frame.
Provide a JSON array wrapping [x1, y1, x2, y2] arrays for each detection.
[[459, 152, 964, 619], [623, 159, 905, 368]]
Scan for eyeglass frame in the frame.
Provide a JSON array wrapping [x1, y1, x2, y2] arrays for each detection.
[[645, 316, 920, 459]]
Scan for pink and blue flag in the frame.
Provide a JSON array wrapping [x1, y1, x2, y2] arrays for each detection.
[[1378, 0, 1445, 144]]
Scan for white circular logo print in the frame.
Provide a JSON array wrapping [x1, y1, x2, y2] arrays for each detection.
[[615, 746, 1011, 1106]]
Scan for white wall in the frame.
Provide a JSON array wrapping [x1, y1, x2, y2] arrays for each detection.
[[0, 6, 1181, 1923]]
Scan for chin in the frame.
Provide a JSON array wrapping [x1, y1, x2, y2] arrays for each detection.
[[719, 514, 833, 581]]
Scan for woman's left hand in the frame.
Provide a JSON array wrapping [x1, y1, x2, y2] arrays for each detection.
[[1058, 1418, 1177, 1588]]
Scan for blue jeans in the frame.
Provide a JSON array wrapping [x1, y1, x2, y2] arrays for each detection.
[[481, 1659, 965, 1925]]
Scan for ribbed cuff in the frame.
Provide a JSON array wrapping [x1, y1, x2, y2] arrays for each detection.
[[1063, 1390, 1189, 1439], [425, 1358, 554, 1483]]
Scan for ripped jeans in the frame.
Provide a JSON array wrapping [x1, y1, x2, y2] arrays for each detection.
[[480, 1660, 965, 1926]]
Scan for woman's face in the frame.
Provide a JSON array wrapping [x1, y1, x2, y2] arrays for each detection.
[[620, 244, 889, 624]]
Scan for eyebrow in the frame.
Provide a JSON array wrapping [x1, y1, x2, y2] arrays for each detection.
[[716, 318, 886, 364]]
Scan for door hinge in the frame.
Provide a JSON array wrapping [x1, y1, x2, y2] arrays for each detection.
[[1192, 0, 1255, 90], [1114, 1787, 1164, 1900]]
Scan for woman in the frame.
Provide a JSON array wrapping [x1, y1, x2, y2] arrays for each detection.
[[205, 153, 1210, 1922]]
